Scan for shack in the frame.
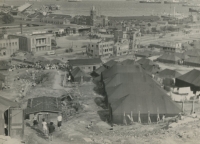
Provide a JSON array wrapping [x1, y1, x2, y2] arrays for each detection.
[[25, 96, 62, 121], [0, 96, 24, 139], [68, 58, 102, 73]]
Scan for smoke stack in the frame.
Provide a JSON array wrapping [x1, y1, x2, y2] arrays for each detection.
[[20, 23, 22, 34]]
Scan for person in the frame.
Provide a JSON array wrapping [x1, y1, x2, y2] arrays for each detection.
[[48, 122, 55, 141], [33, 113, 38, 127], [4, 124, 8, 136], [42, 118, 48, 136], [162, 114, 165, 122], [57, 113, 62, 131]]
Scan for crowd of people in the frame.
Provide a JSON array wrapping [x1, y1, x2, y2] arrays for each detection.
[[32, 113, 63, 141]]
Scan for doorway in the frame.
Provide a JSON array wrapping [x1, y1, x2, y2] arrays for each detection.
[[93, 66, 96, 71], [4, 110, 8, 136]]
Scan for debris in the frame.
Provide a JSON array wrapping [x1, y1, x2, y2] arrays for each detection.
[[83, 137, 93, 143]]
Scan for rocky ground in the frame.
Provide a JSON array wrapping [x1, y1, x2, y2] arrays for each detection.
[[1, 66, 200, 144]]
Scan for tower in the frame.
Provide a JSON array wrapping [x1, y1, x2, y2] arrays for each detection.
[[90, 6, 97, 26], [129, 32, 136, 50]]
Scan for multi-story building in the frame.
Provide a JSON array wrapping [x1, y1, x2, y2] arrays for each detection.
[[0, 35, 19, 56], [129, 30, 141, 50], [159, 41, 182, 53], [113, 40, 130, 56], [8, 32, 52, 52], [73, 15, 91, 25], [87, 39, 114, 58], [114, 30, 129, 42]]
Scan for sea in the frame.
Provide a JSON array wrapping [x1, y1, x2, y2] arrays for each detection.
[[4, 0, 191, 17]]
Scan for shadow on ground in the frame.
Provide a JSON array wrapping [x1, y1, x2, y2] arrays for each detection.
[[94, 97, 107, 109], [26, 122, 49, 140], [97, 109, 110, 123]]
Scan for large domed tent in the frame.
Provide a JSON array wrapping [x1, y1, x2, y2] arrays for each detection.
[[103, 65, 181, 124]]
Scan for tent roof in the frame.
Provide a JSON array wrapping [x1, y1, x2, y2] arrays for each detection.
[[94, 66, 106, 75], [106, 72, 181, 115], [103, 60, 118, 68], [158, 69, 181, 78], [184, 49, 200, 57], [25, 96, 62, 114], [191, 41, 200, 49], [121, 59, 136, 65], [135, 51, 150, 57], [102, 64, 143, 80], [50, 59, 64, 65], [137, 58, 155, 66], [68, 58, 102, 66], [175, 69, 200, 88], [182, 43, 193, 50], [0, 96, 19, 112], [184, 57, 200, 65], [175, 53, 189, 60], [104, 73, 149, 88], [71, 67, 91, 78], [136, 58, 159, 75], [143, 64, 160, 75], [157, 53, 181, 62]]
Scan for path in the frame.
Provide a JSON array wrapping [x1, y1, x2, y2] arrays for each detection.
[[53, 71, 63, 90]]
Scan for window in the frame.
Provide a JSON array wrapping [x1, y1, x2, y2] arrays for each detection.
[[82, 67, 85, 69], [88, 67, 90, 69], [15, 42, 17, 45], [6, 43, 8, 46], [9, 42, 11, 46], [3, 43, 5, 47], [12, 42, 14, 46], [0, 43, 2, 47]]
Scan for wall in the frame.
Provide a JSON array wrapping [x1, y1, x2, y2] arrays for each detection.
[[87, 41, 114, 58], [72, 64, 101, 73], [0, 38, 19, 56], [8, 35, 28, 51]]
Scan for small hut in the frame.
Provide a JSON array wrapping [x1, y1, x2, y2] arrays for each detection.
[[25, 96, 62, 122], [0, 96, 24, 139], [70, 67, 91, 83]]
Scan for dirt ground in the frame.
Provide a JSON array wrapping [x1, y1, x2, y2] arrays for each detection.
[[22, 79, 200, 144], [1, 56, 200, 144]]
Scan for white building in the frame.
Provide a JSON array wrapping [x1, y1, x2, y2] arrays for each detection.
[[87, 39, 114, 58]]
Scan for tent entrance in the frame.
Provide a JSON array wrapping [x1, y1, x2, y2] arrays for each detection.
[[93, 66, 96, 71], [4, 110, 8, 136]]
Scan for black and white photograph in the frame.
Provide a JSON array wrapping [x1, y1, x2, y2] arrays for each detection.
[[0, 0, 200, 143]]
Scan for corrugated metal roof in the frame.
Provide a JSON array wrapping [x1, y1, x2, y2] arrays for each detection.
[[175, 69, 200, 90], [68, 58, 102, 66], [18, 3, 32, 12], [158, 69, 181, 78], [25, 96, 62, 114]]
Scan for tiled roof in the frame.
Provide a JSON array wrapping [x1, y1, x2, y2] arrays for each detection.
[[68, 58, 102, 66]]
